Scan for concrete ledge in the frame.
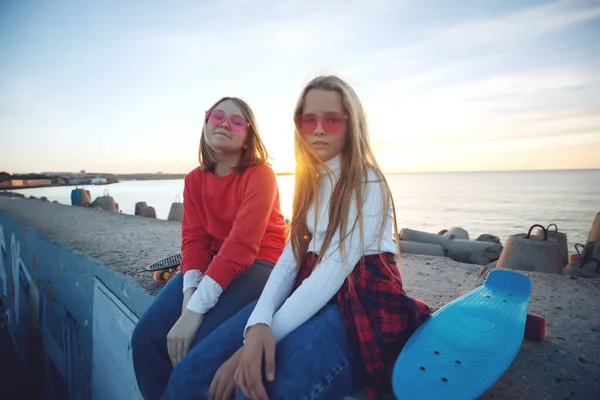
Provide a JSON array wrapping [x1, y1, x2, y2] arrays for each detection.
[[1, 196, 599, 399], [0, 196, 177, 298]]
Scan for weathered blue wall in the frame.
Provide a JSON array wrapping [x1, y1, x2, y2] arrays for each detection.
[[0, 211, 149, 400]]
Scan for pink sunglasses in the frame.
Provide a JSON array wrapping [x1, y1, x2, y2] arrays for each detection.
[[294, 113, 348, 135], [206, 110, 250, 132]]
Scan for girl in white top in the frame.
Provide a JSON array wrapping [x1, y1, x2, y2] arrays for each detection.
[[162, 75, 432, 400]]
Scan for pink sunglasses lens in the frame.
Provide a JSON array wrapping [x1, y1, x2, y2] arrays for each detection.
[[322, 114, 345, 133], [207, 111, 225, 125], [228, 117, 249, 131], [207, 111, 248, 132], [295, 114, 346, 134], [296, 115, 317, 134]]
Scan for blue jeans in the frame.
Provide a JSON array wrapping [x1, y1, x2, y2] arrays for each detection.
[[163, 300, 363, 400], [131, 260, 274, 400]]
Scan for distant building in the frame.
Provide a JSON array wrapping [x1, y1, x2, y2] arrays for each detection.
[[0, 180, 23, 188], [25, 179, 52, 187], [80, 170, 86, 174], [0, 179, 51, 188], [90, 177, 107, 185]]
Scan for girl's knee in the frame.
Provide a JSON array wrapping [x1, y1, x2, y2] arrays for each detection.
[[131, 317, 158, 357], [165, 356, 212, 399], [164, 362, 191, 399], [131, 321, 146, 352]]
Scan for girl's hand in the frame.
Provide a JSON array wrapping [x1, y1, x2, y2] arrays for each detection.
[[182, 287, 196, 314], [209, 348, 243, 400], [167, 310, 204, 366], [235, 324, 276, 400]]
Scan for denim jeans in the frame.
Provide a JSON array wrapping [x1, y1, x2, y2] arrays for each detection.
[[163, 300, 363, 400], [131, 260, 274, 400]]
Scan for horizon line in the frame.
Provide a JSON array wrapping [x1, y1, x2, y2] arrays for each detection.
[[4, 166, 599, 176]]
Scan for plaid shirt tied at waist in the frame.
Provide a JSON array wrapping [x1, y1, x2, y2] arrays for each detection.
[[292, 252, 432, 399]]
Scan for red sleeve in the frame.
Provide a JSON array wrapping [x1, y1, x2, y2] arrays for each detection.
[[180, 171, 212, 275], [204, 165, 278, 289]]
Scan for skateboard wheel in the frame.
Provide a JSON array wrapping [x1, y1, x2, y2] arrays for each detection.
[[525, 313, 546, 341], [153, 271, 169, 284]]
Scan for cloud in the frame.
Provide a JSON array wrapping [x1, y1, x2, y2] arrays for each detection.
[[2, 0, 599, 173], [424, 63, 600, 109], [348, 0, 600, 82], [428, 0, 600, 51], [371, 108, 600, 151]]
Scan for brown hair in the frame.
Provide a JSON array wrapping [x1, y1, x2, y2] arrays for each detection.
[[198, 96, 270, 173], [289, 75, 402, 276]]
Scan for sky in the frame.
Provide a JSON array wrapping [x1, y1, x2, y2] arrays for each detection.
[[1, 0, 599, 174]]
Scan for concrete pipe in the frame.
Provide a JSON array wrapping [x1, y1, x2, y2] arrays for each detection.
[[497, 224, 563, 274], [444, 239, 503, 265], [399, 228, 502, 264], [534, 224, 568, 267], [443, 227, 469, 240], [399, 228, 447, 246], [476, 234, 500, 244], [399, 241, 445, 257]]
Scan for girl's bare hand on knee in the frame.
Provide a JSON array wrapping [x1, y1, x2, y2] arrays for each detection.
[[167, 310, 204, 366], [209, 348, 243, 400], [235, 324, 275, 400]]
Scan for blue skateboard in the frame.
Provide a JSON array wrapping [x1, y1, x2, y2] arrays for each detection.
[[392, 269, 532, 400]]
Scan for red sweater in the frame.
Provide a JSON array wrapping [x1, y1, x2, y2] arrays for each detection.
[[180, 164, 287, 290]]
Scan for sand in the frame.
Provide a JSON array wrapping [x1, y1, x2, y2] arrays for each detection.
[[399, 254, 600, 400]]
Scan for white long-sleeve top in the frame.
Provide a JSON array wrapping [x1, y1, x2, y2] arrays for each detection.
[[244, 154, 398, 343], [182, 269, 224, 315]]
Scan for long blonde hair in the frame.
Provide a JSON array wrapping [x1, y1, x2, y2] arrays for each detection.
[[198, 96, 270, 173], [289, 75, 402, 275]]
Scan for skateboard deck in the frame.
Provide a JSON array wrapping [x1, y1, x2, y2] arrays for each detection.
[[392, 269, 532, 400], [145, 252, 182, 272], [146, 253, 182, 284]]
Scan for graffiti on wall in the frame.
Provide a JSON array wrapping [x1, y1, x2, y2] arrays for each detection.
[[9, 231, 45, 385], [0, 224, 7, 303], [10, 232, 22, 328]]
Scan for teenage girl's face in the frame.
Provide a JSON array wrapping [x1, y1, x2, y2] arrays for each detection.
[[205, 100, 250, 154], [299, 89, 348, 163]]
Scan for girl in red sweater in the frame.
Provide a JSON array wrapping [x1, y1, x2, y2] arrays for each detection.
[[131, 96, 287, 400]]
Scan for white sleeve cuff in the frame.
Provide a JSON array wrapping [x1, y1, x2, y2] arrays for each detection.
[[182, 270, 204, 293], [244, 308, 275, 335], [186, 275, 223, 314]]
